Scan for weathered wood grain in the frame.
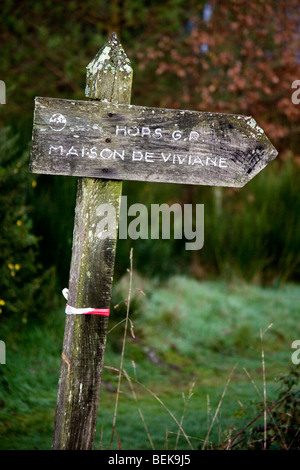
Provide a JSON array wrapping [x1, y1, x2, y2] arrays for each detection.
[[52, 33, 132, 450], [30, 97, 278, 187]]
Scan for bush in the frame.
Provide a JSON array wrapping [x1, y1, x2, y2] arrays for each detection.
[[116, 158, 300, 284], [0, 127, 56, 322], [227, 367, 300, 450]]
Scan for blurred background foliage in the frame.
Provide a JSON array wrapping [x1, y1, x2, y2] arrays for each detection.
[[0, 0, 299, 319]]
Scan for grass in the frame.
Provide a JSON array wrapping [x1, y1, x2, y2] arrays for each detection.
[[0, 273, 299, 450]]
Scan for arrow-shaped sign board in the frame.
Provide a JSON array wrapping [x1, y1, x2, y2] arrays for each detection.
[[30, 97, 277, 187]]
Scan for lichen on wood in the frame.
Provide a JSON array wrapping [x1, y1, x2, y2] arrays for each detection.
[[86, 32, 133, 103]]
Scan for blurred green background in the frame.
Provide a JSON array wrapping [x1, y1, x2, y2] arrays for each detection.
[[0, 0, 299, 450]]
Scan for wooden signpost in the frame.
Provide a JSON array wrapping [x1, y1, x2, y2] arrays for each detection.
[[31, 93, 277, 188], [30, 33, 278, 450]]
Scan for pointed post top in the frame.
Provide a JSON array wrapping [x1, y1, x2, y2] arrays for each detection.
[[85, 33, 133, 104]]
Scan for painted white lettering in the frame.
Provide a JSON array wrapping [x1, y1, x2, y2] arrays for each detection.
[[206, 157, 217, 166], [192, 156, 204, 166], [173, 154, 187, 164], [161, 153, 171, 162], [219, 157, 227, 168], [113, 149, 125, 160], [153, 128, 162, 139], [132, 151, 143, 161], [172, 130, 182, 140], [66, 146, 78, 157], [128, 126, 139, 136], [141, 127, 151, 137], [100, 148, 113, 159], [49, 145, 63, 155], [189, 131, 199, 141], [116, 125, 127, 136], [88, 146, 97, 159], [145, 152, 155, 163]]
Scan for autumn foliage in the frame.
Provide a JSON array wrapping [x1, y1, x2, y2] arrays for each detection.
[[133, 0, 300, 160], [2, 0, 299, 157]]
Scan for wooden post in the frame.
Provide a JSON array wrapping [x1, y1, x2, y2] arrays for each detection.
[[52, 33, 133, 450]]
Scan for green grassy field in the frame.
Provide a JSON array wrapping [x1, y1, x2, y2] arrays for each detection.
[[0, 276, 299, 450]]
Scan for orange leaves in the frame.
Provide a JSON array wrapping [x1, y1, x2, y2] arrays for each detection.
[[129, 0, 300, 160]]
